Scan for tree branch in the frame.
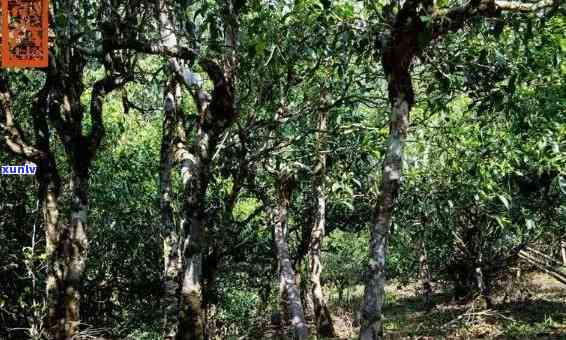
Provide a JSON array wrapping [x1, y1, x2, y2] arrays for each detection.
[[110, 37, 198, 61], [88, 74, 129, 155], [0, 77, 44, 161], [495, 0, 560, 12], [431, 0, 561, 37]]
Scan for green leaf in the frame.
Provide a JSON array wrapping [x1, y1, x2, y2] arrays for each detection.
[[331, 182, 340, 193], [558, 176, 566, 195], [255, 39, 267, 55], [525, 219, 535, 230], [339, 3, 354, 17], [497, 194, 510, 210], [340, 200, 354, 211], [494, 216, 506, 229]]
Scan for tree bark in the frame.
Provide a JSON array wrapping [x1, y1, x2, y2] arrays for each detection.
[[359, 80, 412, 340], [300, 272, 315, 322], [162, 79, 182, 339], [157, 1, 183, 337], [308, 101, 335, 337], [418, 239, 433, 308], [177, 61, 236, 340], [63, 169, 90, 337], [360, 23, 415, 339], [46, 76, 124, 338], [177, 132, 214, 340], [357, 1, 554, 338], [40, 157, 64, 338], [475, 266, 493, 308], [275, 175, 309, 340], [561, 240, 566, 266], [44, 31, 126, 337], [1, 74, 80, 339], [175, 2, 240, 336]]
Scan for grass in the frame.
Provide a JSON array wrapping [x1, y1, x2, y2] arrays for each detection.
[[327, 272, 566, 339], [117, 272, 566, 339]]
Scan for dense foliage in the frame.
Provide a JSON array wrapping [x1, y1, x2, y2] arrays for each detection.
[[0, 0, 564, 339]]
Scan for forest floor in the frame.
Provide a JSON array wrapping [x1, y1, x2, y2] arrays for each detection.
[[327, 272, 566, 339], [120, 272, 566, 339]]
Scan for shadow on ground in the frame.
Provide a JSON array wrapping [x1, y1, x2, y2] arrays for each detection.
[[382, 283, 566, 339]]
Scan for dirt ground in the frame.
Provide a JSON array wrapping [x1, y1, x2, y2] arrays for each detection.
[[326, 272, 566, 339]]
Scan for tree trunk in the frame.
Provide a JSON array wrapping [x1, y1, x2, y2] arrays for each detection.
[[475, 266, 493, 308], [7, 74, 89, 339], [418, 239, 433, 308], [175, 57, 239, 340], [46, 168, 89, 340], [157, 3, 182, 336], [360, 38, 414, 339], [359, 94, 411, 339], [561, 240, 566, 266], [177, 126, 217, 340], [150, 3, 242, 338], [45, 56, 125, 340], [474, 250, 492, 308], [0, 77, 68, 339], [177, 169, 207, 340], [1, 2, 128, 337], [66, 171, 90, 337], [279, 270, 291, 327], [300, 273, 315, 322], [43, 174, 64, 338], [175, 51, 240, 340], [357, 0, 547, 336], [308, 101, 335, 337], [275, 175, 309, 340], [161, 79, 182, 339], [44, 80, 92, 340]]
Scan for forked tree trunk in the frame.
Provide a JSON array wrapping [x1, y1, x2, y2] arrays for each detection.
[[176, 3, 240, 337], [43, 76, 91, 340], [44, 48, 125, 339], [176, 66, 239, 340], [0, 77, 68, 338], [177, 91, 220, 339], [358, 1, 553, 338], [360, 36, 414, 340], [308, 101, 335, 337], [275, 175, 309, 340]]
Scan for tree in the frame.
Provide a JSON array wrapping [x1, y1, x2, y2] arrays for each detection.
[[2, 1, 133, 337], [0, 1, 563, 339], [308, 91, 336, 337], [274, 172, 309, 339], [360, 0, 563, 338]]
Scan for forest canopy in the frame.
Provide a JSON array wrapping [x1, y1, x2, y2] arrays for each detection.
[[0, 0, 565, 339]]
